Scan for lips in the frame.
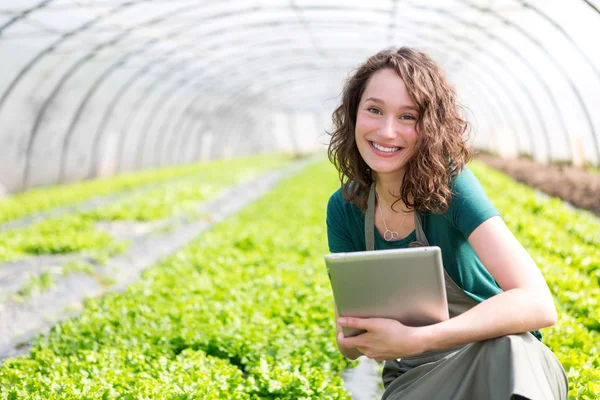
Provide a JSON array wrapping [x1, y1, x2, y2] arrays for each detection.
[[369, 141, 403, 155]]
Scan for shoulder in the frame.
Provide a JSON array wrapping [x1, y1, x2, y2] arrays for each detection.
[[445, 166, 500, 237], [327, 187, 345, 211], [326, 187, 362, 252], [450, 166, 481, 195], [327, 186, 365, 230], [327, 187, 356, 217]]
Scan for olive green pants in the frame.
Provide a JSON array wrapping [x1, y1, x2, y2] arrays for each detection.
[[382, 332, 568, 400]]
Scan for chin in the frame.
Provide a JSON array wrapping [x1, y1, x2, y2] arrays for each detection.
[[367, 161, 408, 176]]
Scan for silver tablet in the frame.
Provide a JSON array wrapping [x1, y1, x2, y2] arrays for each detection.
[[325, 246, 449, 337]]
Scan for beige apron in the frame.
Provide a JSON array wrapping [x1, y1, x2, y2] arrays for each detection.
[[364, 184, 568, 400]]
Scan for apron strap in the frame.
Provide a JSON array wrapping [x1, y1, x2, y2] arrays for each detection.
[[365, 183, 429, 249], [365, 184, 376, 251]]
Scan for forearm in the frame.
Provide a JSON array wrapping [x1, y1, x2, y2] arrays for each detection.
[[423, 288, 557, 352]]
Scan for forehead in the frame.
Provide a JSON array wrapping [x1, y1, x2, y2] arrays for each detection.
[[361, 68, 414, 106]]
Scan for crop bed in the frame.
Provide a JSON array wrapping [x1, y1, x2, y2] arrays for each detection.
[[0, 154, 290, 264], [0, 158, 598, 399]]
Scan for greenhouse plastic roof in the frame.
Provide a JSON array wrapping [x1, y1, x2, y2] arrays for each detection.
[[1, 0, 599, 193]]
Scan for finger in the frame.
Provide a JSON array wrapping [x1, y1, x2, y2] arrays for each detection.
[[338, 317, 372, 331], [338, 332, 367, 349], [357, 347, 365, 355]]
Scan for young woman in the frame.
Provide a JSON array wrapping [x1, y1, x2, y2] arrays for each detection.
[[326, 47, 568, 400]]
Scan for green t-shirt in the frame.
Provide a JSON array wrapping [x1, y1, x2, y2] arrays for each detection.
[[326, 166, 542, 340]]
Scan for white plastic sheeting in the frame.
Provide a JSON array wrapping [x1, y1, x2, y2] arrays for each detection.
[[0, 0, 599, 193]]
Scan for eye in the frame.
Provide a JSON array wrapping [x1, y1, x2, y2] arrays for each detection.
[[367, 107, 382, 115], [400, 114, 417, 121]]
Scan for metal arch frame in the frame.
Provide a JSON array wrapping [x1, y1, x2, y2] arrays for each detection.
[[0, 0, 54, 35], [95, 12, 482, 173], [411, 21, 541, 157], [109, 60, 207, 175], [3, 0, 246, 184], [402, 2, 574, 162], [187, 8, 550, 159], [88, 18, 520, 172], [106, 41, 361, 173], [0, 4, 516, 173], [295, 3, 576, 162], [456, 0, 599, 163], [583, 0, 600, 14], [147, 61, 344, 170], [162, 57, 512, 170], [5, 0, 600, 186], [169, 73, 343, 166], [138, 40, 496, 169], [392, 18, 550, 160], [517, 0, 600, 162], [175, 66, 500, 165], [85, 51, 207, 179], [134, 24, 528, 167], [63, 7, 338, 177], [57, 15, 240, 182], [157, 62, 348, 167], [0, 0, 144, 116], [20, 1, 240, 189], [288, 0, 335, 63], [158, 29, 518, 162], [11, 2, 517, 171], [173, 1, 600, 163]]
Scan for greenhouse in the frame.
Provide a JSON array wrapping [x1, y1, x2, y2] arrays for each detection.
[[0, 0, 599, 399]]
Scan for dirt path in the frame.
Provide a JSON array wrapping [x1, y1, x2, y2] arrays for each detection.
[[475, 154, 600, 217]]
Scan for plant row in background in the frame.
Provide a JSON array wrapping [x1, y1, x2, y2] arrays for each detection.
[[1, 158, 598, 398], [0, 160, 354, 399], [0, 154, 291, 263], [471, 161, 600, 399], [0, 158, 248, 226], [471, 162, 600, 332]]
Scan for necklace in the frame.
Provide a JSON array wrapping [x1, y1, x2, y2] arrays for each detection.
[[376, 192, 410, 241]]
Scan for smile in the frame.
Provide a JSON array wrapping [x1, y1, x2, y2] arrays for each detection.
[[370, 141, 402, 153]]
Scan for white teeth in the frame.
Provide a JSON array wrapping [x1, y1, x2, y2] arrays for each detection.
[[372, 142, 400, 153]]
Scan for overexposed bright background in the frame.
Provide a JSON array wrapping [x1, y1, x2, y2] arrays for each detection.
[[1, 0, 599, 193]]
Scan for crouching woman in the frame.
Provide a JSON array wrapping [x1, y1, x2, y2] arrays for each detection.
[[325, 47, 568, 400]]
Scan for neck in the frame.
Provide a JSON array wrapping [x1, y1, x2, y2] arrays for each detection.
[[374, 170, 407, 212]]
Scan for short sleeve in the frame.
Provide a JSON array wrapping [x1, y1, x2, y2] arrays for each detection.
[[447, 167, 501, 239], [326, 190, 357, 253]]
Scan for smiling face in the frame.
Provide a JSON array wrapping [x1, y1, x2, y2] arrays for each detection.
[[354, 68, 419, 184]]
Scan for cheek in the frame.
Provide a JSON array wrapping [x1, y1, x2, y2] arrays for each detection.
[[404, 127, 418, 146], [355, 113, 378, 136]]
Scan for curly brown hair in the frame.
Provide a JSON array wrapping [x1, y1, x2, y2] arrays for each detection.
[[327, 47, 473, 214]]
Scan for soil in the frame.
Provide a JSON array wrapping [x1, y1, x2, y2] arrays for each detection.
[[475, 154, 600, 217]]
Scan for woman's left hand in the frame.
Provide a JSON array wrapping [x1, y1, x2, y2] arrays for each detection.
[[337, 317, 431, 361]]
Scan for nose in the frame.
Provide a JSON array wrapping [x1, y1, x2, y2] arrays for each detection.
[[377, 116, 397, 139]]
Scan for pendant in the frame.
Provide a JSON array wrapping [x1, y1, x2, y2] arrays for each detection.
[[384, 229, 399, 241]]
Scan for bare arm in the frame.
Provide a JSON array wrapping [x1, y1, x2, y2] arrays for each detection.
[[338, 216, 558, 360], [422, 216, 557, 349]]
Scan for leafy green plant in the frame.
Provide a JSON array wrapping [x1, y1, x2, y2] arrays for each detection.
[[17, 271, 56, 298], [2, 158, 598, 399], [0, 154, 291, 263], [0, 153, 292, 225], [0, 160, 352, 399]]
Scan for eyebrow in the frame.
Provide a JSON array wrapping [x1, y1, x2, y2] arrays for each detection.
[[365, 97, 419, 112]]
